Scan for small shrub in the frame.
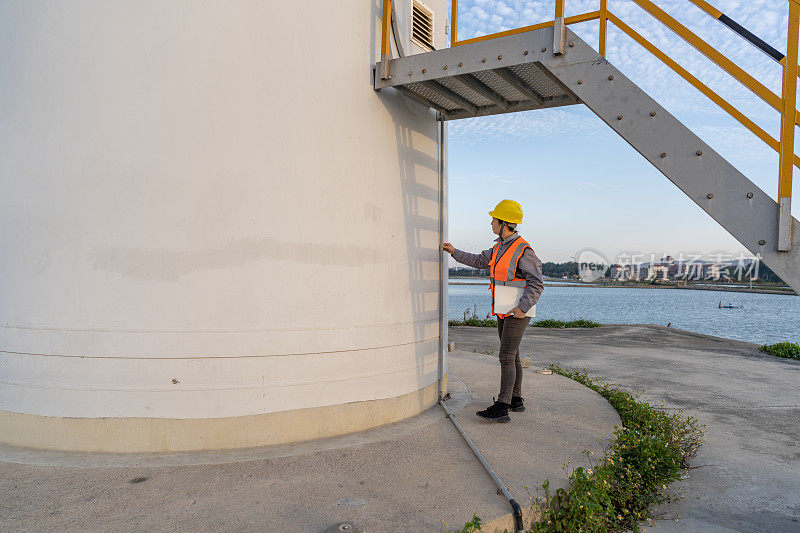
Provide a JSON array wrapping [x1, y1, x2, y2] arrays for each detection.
[[450, 513, 482, 532], [449, 318, 498, 327], [531, 318, 565, 328], [567, 319, 601, 328], [531, 366, 705, 532], [448, 318, 601, 328], [532, 319, 600, 328], [760, 341, 800, 360]]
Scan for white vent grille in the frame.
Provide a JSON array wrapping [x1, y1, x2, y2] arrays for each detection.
[[412, 1, 434, 51]]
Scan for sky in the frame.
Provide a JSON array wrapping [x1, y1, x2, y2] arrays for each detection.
[[445, 0, 798, 265]]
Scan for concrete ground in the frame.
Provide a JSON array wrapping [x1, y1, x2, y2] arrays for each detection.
[[451, 324, 800, 532], [0, 351, 619, 532]]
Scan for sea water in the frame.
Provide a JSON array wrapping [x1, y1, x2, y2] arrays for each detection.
[[449, 282, 799, 345]]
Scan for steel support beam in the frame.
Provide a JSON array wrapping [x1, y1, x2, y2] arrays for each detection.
[[375, 29, 555, 91], [395, 86, 452, 115], [492, 68, 544, 106], [553, 16, 566, 55], [542, 29, 800, 293], [439, 97, 571, 121], [536, 61, 579, 104], [422, 80, 479, 114], [454, 74, 510, 110]]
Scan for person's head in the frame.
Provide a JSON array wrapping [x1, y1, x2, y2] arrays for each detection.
[[490, 217, 517, 236], [488, 200, 523, 237]]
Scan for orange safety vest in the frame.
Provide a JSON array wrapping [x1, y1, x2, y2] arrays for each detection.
[[488, 236, 531, 318]]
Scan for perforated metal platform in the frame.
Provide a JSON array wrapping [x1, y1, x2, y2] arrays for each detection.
[[374, 29, 579, 120]]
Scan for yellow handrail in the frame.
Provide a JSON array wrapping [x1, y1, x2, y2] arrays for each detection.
[[381, 0, 391, 58], [440, 0, 800, 202], [450, 11, 600, 47], [379, 0, 392, 80], [599, 0, 608, 57], [608, 12, 800, 170], [450, 0, 458, 48], [630, 0, 782, 112], [688, 0, 722, 19], [779, 1, 799, 203]]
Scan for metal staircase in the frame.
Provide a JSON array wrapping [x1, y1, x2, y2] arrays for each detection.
[[375, 1, 800, 294], [377, 50, 578, 120]]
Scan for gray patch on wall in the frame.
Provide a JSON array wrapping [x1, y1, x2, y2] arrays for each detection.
[[90, 237, 387, 281]]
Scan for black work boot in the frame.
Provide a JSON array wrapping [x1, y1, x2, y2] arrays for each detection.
[[510, 396, 525, 412], [476, 398, 510, 423]]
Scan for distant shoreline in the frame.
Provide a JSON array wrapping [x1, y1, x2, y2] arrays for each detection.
[[448, 278, 796, 296]]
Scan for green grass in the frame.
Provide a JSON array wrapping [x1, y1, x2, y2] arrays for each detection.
[[449, 513, 482, 532], [531, 319, 600, 329], [448, 367, 705, 532], [448, 318, 600, 328], [759, 341, 800, 360], [529, 366, 705, 532], [449, 317, 499, 327]]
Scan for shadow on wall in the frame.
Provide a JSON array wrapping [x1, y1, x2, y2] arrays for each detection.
[[399, 111, 443, 413], [384, 94, 443, 413], [371, 0, 443, 410]]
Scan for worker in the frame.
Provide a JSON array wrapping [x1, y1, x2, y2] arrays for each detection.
[[442, 200, 544, 422]]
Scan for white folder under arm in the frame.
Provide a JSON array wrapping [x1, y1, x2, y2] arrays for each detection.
[[493, 285, 536, 317]]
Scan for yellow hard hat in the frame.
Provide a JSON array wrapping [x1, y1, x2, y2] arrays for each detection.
[[489, 199, 523, 224]]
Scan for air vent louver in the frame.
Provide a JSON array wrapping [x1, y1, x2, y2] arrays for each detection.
[[412, 1, 434, 51]]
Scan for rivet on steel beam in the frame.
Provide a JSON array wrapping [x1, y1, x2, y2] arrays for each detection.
[[706, 193, 714, 199], [747, 192, 754, 199], [443, 65, 448, 70], [542, 47, 547, 52], [759, 239, 766, 245], [578, 80, 583, 84], [422, 69, 427, 73], [660, 153, 667, 158], [498, 55, 503, 60], [569, 41, 575, 47], [482, 58, 487, 63], [608, 75, 614, 80], [459, 62, 463, 67], [523, 50, 529, 55], [650, 111, 657, 116], [696, 150, 703, 156], [617, 115, 623, 120]]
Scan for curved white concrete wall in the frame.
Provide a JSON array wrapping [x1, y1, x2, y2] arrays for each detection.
[[0, 0, 447, 450]]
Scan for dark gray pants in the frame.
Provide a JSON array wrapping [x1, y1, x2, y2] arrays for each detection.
[[496, 316, 529, 404]]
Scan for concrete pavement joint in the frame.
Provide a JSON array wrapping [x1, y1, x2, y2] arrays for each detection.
[[451, 324, 800, 532], [0, 377, 473, 469], [0, 351, 619, 532]]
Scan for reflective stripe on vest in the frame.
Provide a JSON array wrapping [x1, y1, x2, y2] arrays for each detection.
[[488, 236, 531, 317], [493, 279, 527, 288]]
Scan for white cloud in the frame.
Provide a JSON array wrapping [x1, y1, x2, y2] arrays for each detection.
[[449, 107, 605, 143], [449, 0, 790, 169]]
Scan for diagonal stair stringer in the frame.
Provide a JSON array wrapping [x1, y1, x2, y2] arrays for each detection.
[[539, 29, 800, 294], [374, 25, 800, 292]]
